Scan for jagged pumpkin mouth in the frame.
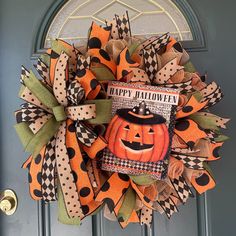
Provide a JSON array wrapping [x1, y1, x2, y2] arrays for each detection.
[[121, 139, 154, 151]]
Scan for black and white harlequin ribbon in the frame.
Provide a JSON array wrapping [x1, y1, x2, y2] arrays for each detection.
[[77, 55, 91, 71], [75, 122, 97, 147], [20, 66, 30, 85], [170, 175, 194, 203], [42, 137, 57, 202], [157, 197, 178, 219], [142, 33, 170, 52], [142, 45, 159, 82], [67, 80, 85, 105], [34, 58, 51, 86], [115, 11, 131, 39], [171, 153, 207, 170], [66, 79, 97, 147], [162, 80, 195, 93], [15, 107, 47, 123], [200, 82, 223, 108]]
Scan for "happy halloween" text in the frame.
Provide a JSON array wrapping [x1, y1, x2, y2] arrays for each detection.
[[107, 85, 179, 105]]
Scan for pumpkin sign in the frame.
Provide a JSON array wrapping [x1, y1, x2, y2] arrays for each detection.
[[105, 101, 169, 162]]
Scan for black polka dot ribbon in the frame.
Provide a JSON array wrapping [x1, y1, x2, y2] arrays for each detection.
[[95, 173, 157, 224], [153, 58, 184, 84], [53, 51, 69, 107], [55, 121, 83, 218], [140, 206, 153, 227]]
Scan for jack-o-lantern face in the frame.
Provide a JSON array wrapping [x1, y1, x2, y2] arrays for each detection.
[[105, 101, 169, 162]]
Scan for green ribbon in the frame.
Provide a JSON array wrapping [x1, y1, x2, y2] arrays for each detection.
[[184, 61, 196, 73], [51, 39, 72, 56], [117, 186, 136, 223], [84, 99, 112, 124], [203, 163, 215, 179], [15, 117, 61, 158], [40, 54, 50, 67], [15, 122, 34, 148], [52, 105, 67, 121], [128, 41, 140, 56], [16, 70, 68, 157], [214, 134, 229, 142], [58, 184, 81, 225], [191, 91, 203, 102], [129, 174, 157, 186], [189, 113, 221, 132], [22, 70, 59, 109], [90, 65, 115, 81]]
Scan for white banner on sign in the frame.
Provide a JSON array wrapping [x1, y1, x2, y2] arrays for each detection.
[[107, 83, 179, 105]]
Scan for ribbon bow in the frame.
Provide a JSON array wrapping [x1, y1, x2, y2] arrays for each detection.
[[15, 44, 107, 219]]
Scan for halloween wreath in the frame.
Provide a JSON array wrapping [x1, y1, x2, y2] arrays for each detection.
[[15, 12, 230, 228]]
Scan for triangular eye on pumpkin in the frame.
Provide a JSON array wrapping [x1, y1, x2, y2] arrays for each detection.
[[124, 125, 130, 130], [135, 133, 140, 138], [149, 128, 154, 134]]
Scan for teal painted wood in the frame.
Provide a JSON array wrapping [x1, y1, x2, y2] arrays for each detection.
[[0, 1, 55, 235], [187, 1, 236, 236]]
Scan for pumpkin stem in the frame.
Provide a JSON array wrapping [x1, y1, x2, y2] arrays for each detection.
[[138, 101, 146, 115]]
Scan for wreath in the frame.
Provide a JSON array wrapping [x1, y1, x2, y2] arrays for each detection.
[[15, 12, 229, 228]]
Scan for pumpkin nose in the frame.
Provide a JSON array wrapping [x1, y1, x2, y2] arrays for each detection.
[[127, 131, 142, 143]]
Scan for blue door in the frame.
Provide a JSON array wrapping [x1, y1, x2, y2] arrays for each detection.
[[0, 0, 235, 235]]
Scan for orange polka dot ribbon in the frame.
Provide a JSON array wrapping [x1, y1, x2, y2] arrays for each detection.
[[15, 12, 230, 228]]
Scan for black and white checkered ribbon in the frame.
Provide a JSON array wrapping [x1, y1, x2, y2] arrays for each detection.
[[34, 58, 51, 86], [20, 66, 30, 85], [161, 79, 195, 93], [142, 33, 170, 52], [42, 137, 57, 202], [170, 175, 194, 203], [75, 122, 97, 147], [142, 45, 158, 82], [157, 196, 178, 219], [77, 55, 91, 71], [172, 153, 207, 170], [115, 11, 131, 39], [67, 80, 85, 105], [201, 82, 223, 108], [15, 107, 47, 123]]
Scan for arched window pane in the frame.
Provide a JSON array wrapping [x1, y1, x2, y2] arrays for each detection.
[[44, 0, 193, 48]]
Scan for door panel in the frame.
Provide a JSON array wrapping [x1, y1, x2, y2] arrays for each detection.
[[50, 203, 93, 236], [0, 0, 235, 236], [153, 198, 199, 236]]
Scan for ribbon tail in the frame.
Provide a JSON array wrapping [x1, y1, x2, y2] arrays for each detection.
[[28, 146, 46, 200], [58, 184, 81, 225], [170, 175, 194, 204], [190, 170, 216, 194], [130, 180, 154, 209], [66, 119, 101, 216], [95, 173, 130, 212], [41, 137, 57, 202], [55, 121, 83, 219], [157, 196, 178, 219], [140, 206, 153, 227], [116, 186, 136, 224]]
